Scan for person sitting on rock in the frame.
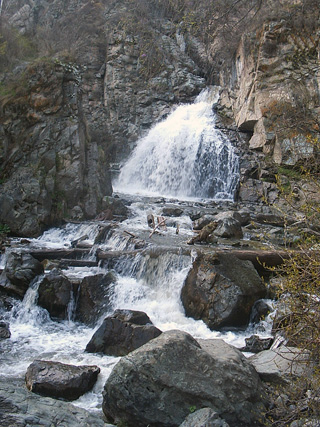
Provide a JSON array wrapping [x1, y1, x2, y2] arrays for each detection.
[[187, 221, 218, 245]]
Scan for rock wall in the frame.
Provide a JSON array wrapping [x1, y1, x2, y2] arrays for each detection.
[[219, 20, 320, 166], [0, 0, 206, 236]]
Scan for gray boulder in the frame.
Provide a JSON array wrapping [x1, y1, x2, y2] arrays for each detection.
[[25, 360, 100, 401], [37, 270, 73, 320], [86, 309, 162, 356], [0, 377, 108, 427], [75, 273, 115, 326], [181, 253, 267, 330], [102, 330, 267, 427], [214, 211, 243, 239], [3, 251, 44, 297], [180, 408, 229, 427], [249, 346, 311, 384], [240, 335, 274, 353]]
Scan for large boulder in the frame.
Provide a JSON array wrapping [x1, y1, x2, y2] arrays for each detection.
[[0, 377, 108, 427], [181, 253, 267, 330], [75, 273, 115, 326], [3, 251, 44, 297], [102, 330, 267, 427], [86, 309, 162, 356], [37, 270, 73, 320], [249, 346, 311, 384], [25, 360, 100, 401]]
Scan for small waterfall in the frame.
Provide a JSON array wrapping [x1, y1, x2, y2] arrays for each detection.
[[114, 88, 239, 200]]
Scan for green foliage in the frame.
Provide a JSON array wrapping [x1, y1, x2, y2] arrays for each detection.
[[267, 163, 320, 423], [0, 19, 37, 72], [189, 405, 197, 413], [0, 223, 10, 235]]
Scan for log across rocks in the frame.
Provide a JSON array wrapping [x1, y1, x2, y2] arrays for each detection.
[[181, 252, 267, 330], [86, 309, 162, 356], [102, 330, 267, 427], [25, 360, 100, 401]]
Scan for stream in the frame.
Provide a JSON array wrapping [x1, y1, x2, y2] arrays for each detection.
[[0, 88, 274, 414]]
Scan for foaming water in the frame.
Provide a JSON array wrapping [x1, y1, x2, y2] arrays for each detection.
[[114, 88, 239, 200]]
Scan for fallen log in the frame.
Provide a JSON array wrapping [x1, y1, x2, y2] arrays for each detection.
[[59, 259, 98, 268], [30, 248, 89, 261], [71, 234, 88, 248]]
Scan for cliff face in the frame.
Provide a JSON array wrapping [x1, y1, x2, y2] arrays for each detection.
[[0, 0, 205, 235], [0, 0, 319, 236], [219, 21, 320, 165]]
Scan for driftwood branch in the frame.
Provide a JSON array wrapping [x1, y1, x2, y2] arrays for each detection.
[[149, 218, 166, 238], [124, 230, 136, 238]]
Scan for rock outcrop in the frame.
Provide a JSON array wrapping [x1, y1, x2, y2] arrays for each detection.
[[102, 330, 267, 427], [75, 272, 115, 326], [37, 269, 73, 320], [86, 309, 162, 356], [25, 360, 100, 401], [3, 251, 44, 297], [181, 252, 267, 330]]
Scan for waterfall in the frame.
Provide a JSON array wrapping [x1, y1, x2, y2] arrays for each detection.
[[114, 88, 239, 200]]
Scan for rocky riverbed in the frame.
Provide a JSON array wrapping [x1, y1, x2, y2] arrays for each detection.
[[0, 191, 309, 426]]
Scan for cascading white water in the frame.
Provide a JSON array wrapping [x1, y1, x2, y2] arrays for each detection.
[[114, 88, 239, 200]]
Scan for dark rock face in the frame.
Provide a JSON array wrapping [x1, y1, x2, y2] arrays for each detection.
[[25, 360, 100, 401], [0, 1, 206, 237], [250, 299, 271, 324], [75, 273, 115, 326], [0, 377, 107, 427], [102, 330, 267, 427], [181, 253, 267, 330], [86, 309, 162, 356], [241, 335, 274, 353], [0, 321, 11, 339], [3, 252, 44, 297], [37, 270, 73, 320]]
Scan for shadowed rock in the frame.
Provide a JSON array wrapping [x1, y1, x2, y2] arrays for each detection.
[[3, 252, 44, 297], [102, 330, 267, 427], [86, 309, 162, 356], [25, 360, 100, 401], [37, 269, 73, 320], [181, 252, 266, 330]]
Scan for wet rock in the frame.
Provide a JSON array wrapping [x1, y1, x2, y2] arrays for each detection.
[[250, 299, 271, 324], [179, 407, 230, 427], [0, 321, 11, 339], [25, 360, 100, 401], [249, 346, 311, 384], [162, 207, 183, 217], [86, 309, 162, 356], [100, 196, 130, 219], [241, 335, 274, 353], [214, 212, 243, 239], [37, 270, 73, 320], [0, 377, 107, 427], [75, 273, 115, 326], [181, 253, 267, 330], [102, 330, 267, 427], [3, 252, 44, 297]]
